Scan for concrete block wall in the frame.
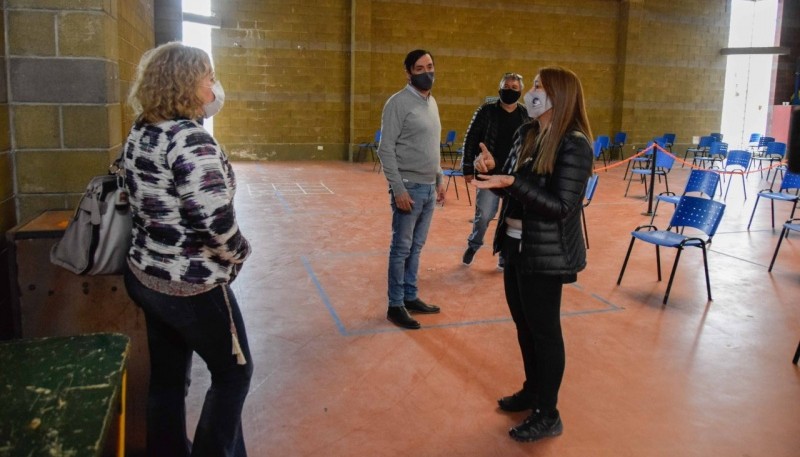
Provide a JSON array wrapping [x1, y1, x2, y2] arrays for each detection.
[[209, 0, 733, 160], [119, 0, 156, 140], [4, 0, 121, 223], [213, 0, 353, 160]]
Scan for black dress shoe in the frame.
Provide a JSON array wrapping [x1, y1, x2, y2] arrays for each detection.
[[404, 297, 440, 314], [498, 390, 535, 412], [387, 306, 421, 329]]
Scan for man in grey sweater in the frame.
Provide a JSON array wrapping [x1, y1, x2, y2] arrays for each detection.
[[377, 49, 446, 330]]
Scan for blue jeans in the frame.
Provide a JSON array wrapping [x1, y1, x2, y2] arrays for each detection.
[[388, 182, 436, 307], [467, 188, 501, 251], [124, 266, 253, 457]]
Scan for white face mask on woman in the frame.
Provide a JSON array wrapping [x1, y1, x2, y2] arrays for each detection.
[[203, 81, 225, 118], [524, 89, 552, 120]]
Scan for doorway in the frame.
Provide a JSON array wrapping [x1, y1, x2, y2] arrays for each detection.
[[720, 0, 780, 149]]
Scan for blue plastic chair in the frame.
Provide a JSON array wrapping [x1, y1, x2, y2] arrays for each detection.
[[608, 131, 627, 161], [746, 133, 762, 152], [582, 174, 599, 249], [693, 141, 728, 169], [747, 170, 800, 229], [768, 217, 800, 272], [617, 195, 727, 304], [356, 129, 381, 168], [623, 137, 662, 181], [750, 141, 786, 180], [440, 130, 457, 164], [710, 132, 723, 142], [683, 135, 715, 167], [719, 150, 752, 201], [650, 169, 720, 225], [662, 133, 676, 151], [442, 150, 471, 206], [593, 135, 610, 168], [625, 140, 674, 197]]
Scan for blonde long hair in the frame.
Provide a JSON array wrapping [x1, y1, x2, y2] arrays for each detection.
[[519, 66, 593, 174], [128, 42, 211, 124]]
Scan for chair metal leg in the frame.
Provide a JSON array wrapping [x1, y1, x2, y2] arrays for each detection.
[[582, 207, 589, 249], [768, 225, 788, 272], [747, 195, 761, 229], [655, 245, 662, 281], [701, 243, 712, 301], [770, 199, 775, 228], [663, 246, 683, 304], [616, 237, 637, 285]]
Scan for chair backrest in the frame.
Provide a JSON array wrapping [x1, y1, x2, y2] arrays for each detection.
[[724, 150, 751, 171], [710, 132, 723, 141], [757, 136, 775, 148], [683, 169, 720, 198], [668, 195, 726, 238], [374, 129, 382, 143], [444, 130, 456, 144], [593, 139, 604, 159], [662, 133, 676, 146], [764, 141, 786, 158], [613, 131, 627, 146], [697, 135, 715, 148], [748, 133, 762, 144], [778, 170, 800, 192], [584, 174, 599, 206], [709, 141, 728, 157], [654, 148, 675, 169], [597, 135, 610, 149]]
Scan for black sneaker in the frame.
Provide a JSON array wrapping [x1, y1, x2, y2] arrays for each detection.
[[387, 306, 420, 329], [462, 247, 477, 265], [497, 389, 534, 412], [509, 410, 563, 442]]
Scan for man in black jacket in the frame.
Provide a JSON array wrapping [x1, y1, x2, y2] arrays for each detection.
[[461, 73, 528, 270]]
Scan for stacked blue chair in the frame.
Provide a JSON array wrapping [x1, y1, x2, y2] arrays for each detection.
[[617, 196, 726, 304]]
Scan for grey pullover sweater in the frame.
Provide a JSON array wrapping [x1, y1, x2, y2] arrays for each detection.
[[377, 84, 443, 196]]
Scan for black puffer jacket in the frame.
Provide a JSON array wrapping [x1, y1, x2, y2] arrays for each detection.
[[461, 101, 528, 177], [492, 123, 593, 277]]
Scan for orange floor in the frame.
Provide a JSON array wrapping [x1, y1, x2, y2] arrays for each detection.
[[185, 158, 799, 456]]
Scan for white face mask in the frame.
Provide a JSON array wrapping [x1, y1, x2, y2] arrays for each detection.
[[524, 89, 552, 119], [203, 81, 225, 118]]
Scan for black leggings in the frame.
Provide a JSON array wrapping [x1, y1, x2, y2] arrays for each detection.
[[502, 237, 566, 413]]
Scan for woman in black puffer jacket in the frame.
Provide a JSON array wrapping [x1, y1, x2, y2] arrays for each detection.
[[473, 66, 594, 444]]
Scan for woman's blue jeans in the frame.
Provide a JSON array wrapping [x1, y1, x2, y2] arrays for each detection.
[[124, 266, 253, 457], [388, 182, 436, 307]]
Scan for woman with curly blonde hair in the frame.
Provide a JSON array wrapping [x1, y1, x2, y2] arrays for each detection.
[[123, 41, 252, 457]]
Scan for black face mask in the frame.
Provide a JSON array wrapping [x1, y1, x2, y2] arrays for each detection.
[[410, 72, 435, 91], [499, 89, 521, 104]]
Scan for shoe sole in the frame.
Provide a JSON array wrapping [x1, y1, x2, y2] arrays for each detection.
[[508, 427, 563, 442], [406, 308, 440, 314], [386, 317, 420, 329]]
